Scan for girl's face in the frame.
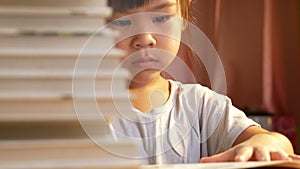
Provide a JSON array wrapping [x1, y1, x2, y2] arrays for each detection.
[[109, 0, 183, 82]]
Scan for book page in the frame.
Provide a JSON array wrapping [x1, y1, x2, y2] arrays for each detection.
[[141, 160, 300, 169]]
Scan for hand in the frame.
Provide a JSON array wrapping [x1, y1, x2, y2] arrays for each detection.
[[200, 145, 300, 162], [200, 133, 300, 162]]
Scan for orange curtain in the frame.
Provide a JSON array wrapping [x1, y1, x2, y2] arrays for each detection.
[[191, 0, 264, 109], [185, 0, 300, 119], [262, 0, 300, 118]]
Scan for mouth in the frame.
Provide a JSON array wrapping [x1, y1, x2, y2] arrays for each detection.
[[132, 57, 158, 68]]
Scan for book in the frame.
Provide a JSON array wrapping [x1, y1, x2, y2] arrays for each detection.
[[0, 94, 132, 122], [0, 120, 96, 139], [0, 47, 124, 71], [0, 29, 117, 53], [0, 6, 112, 17], [0, 138, 142, 169], [141, 161, 300, 169], [0, 69, 129, 93], [0, 0, 111, 32], [0, 0, 107, 7], [0, 15, 107, 32]]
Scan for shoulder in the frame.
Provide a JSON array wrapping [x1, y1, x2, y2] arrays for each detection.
[[169, 80, 228, 103], [170, 80, 208, 95], [167, 80, 233, 120]]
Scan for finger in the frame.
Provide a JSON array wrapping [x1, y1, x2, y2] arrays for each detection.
[[270, 151, 290, 161], [200, 150, 235, 163], [288, 154, 300, 161], [234, 146, 254, 162], [254, 147, 271, 161]]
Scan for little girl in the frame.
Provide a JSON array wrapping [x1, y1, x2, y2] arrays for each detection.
[[107, 0, 298, 164]]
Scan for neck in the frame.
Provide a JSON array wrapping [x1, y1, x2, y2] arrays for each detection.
[[129, 74, 170, 112]]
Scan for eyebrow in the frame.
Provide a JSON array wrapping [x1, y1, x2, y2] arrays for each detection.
[[150, 2, 177, 11]]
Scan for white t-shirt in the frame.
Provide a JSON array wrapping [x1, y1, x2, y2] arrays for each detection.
[[110, 80, 259, 164]]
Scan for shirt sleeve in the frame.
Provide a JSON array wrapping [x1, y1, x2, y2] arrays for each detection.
[[199, 88, 260, 156]]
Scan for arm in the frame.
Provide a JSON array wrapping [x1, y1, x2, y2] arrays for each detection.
[[201, 126, 300, 162]]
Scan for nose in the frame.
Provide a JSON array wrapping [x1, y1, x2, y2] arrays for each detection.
[[132, 33, 156, 49]]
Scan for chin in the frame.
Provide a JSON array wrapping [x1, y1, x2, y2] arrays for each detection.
[[128, 69, 162, 84]]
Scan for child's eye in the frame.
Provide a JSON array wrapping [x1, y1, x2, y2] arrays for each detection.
[[111, 19, 131, 26], [152, 15, 171, 23]]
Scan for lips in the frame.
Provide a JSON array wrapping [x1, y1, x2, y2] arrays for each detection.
[[132, 57, 158, 68]]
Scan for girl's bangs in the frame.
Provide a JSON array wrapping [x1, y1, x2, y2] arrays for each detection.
[[108, 0, 151, 12]]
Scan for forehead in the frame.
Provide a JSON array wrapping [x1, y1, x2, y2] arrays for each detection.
[[111, 0, 178, 13]]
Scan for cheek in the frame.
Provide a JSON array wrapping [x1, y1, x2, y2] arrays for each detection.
[[114, 40, 131, 61], [115, 39, 130, 50], [157, 37, 181, 66], [159, 36, 181, 55]]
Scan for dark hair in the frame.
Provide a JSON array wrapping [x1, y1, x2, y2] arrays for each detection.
[[108, 0, 192, 20]]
